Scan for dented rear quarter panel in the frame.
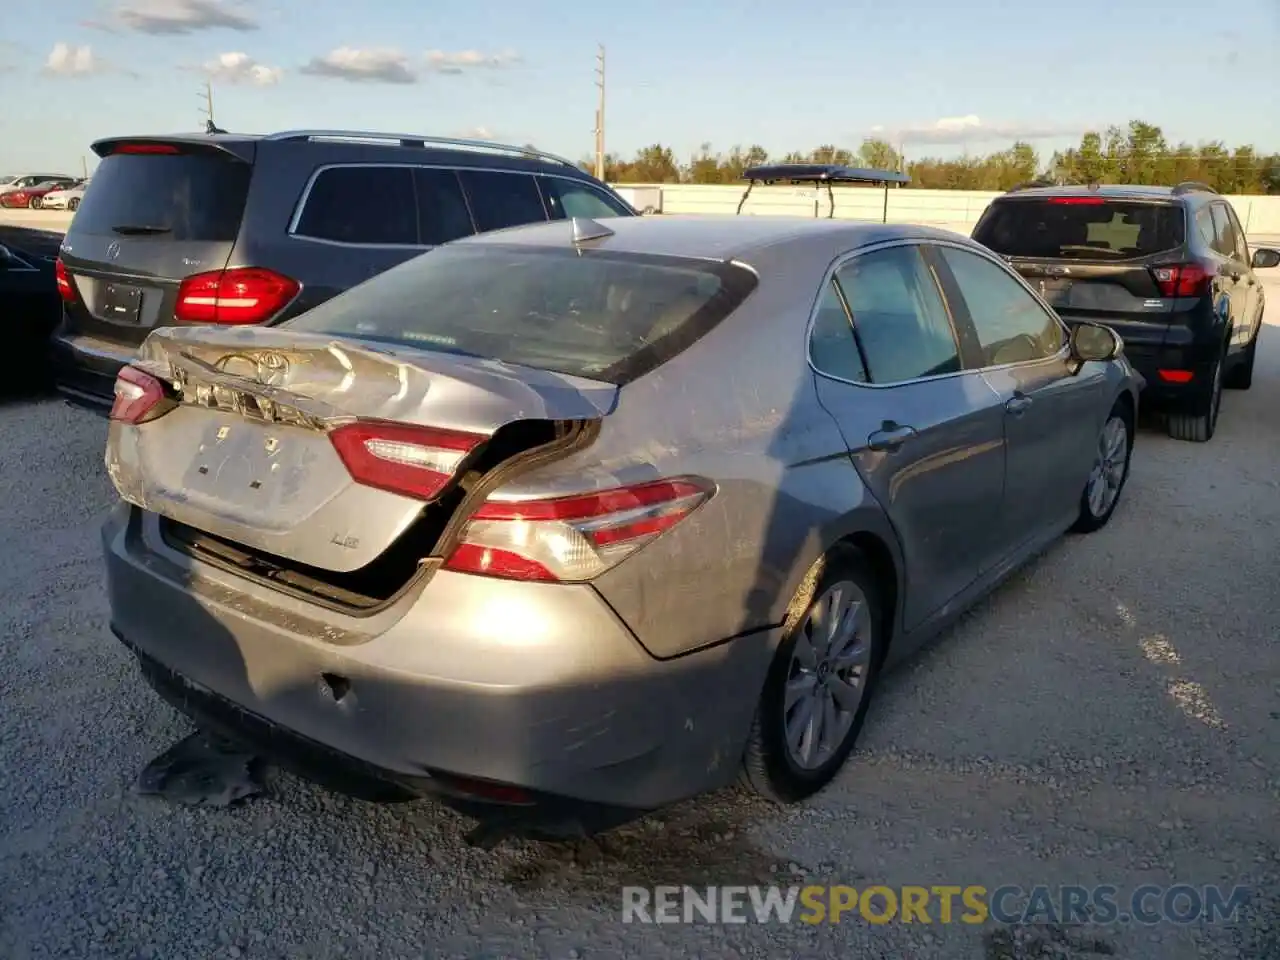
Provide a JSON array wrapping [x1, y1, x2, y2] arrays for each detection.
[[496, 234, 902, 661]]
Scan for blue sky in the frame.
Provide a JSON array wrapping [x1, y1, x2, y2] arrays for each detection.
[[3, 0, 1278, 175]]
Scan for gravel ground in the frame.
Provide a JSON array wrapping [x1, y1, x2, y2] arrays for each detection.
[[3, 278, 1280, 960]]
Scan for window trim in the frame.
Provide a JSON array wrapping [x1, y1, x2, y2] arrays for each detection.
[[805, 238, 1073, 390], [928, 239, 1073, 373], [286, 162, 628, 250]]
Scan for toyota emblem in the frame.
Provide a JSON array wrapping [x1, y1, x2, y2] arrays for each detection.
[[105, 241, 121, 260]]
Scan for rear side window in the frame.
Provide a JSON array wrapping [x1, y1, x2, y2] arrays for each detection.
[[809, 280, 869, 382], [294, 166, 417, 245], [282, 244, 758, 384], [1209, 203, 1243, 261], [457, 170, 547, 232], [412, 168, 475, 246], [974, 199, 1185, 260], [834, 245, 960, 383], [71, 153, 250, 242], [540, 177, 633, 220]]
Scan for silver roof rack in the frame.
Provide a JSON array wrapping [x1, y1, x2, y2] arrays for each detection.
[[262, 129, 576, 168]]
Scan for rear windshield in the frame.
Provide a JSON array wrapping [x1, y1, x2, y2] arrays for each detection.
[[974, 199, 1185, 260], [71, 153, 251, 242], [283, 244, 758, 384]]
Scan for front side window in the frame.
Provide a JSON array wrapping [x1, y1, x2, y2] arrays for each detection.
[[294, 166, 417, 245], [833, 245, 960, 383], [540, 177, 633, 220], [938, 246, 1065, 365], [1209, 203, 1238, 260]]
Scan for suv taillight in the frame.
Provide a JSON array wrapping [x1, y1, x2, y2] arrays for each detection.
[[54, 257, 75, 302], [174, 267, 300, 325], [443, 478, 714, 583], [1151, 263, 1212, 298]]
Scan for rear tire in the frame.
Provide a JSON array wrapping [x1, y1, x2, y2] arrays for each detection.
[[740, 548, 885, 804], [68, 197, 80, 212], [29, 196, 41, 210], [1224, 333, 1257, 390], [1071, 401, 1133, 533], [1167, 352, 1223, 443]]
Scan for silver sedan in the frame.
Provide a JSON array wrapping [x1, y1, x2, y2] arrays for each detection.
[[101, 215, 1141, 837]]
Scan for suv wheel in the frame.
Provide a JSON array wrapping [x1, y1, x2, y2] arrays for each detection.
[[1224, 332, 1257, 391], [1166, 353, 1223, 443], [740, 547, 884, 804]]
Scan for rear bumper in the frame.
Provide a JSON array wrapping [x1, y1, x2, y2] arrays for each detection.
[[49, 326, 135, 410], [103, 504, 774, 819]]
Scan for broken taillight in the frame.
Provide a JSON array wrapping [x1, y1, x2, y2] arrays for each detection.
[[110, 366, 169, 424], [329, 420, 488, 502], [443, 478, 715, 582]]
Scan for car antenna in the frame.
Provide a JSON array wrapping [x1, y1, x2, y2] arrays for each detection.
[[569, 216, 614, 245], [205, 118, 228, 135]]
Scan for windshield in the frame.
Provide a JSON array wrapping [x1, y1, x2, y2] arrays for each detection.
[[284, 244, 758, 384], [975, 199, 1185, 260]]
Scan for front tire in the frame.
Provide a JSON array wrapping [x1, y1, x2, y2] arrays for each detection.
[[1071, 401, 1133, 533], [67, 197, 80, 212], [740, 548, 884, 804], [29, 196, 41, 210]]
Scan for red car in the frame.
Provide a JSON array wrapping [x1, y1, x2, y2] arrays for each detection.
[[0, 179, 78, 209]]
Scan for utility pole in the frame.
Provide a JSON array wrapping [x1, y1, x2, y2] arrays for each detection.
[[593, 44, 605, 181], [199, 79, 215, 129]]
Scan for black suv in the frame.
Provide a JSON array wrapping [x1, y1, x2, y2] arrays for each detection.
[[50, 129, 637, 409], [972, 182, 1280, 442]]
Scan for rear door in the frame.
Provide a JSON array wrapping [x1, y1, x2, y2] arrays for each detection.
[[57, 143, 253, 352], [809, 241, 1008, 631], [973, 196, 1185, 353], [932, 243, 1104, 549]]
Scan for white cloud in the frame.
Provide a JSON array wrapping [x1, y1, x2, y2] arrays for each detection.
[[300, 47, 416, 84], [108, 0, 257, 34], [425, 49, 520, 74], [44, 42, 103, 76], [871, 115, 1087, 146], [203, 51, 281, 85], [459, 126, 495, 140]]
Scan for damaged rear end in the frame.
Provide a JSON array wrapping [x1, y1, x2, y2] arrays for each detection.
[[103, 235, 763, 834], [105, 325, 613, 609]]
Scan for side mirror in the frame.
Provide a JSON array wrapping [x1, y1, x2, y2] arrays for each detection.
[[1252, 247, 1280, 270], [1069, 321, 1121, 364]]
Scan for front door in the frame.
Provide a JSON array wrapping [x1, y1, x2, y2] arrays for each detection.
[[932, 244, 1104, 550]]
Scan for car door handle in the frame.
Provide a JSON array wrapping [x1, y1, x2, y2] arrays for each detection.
[[1006, 393, 1033, 416], [867, 422, 917, 452]]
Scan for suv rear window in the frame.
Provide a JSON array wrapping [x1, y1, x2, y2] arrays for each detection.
[[283, 244, 758, 383], [974, 199, 1185, 260], [71, 153, 250, 242]]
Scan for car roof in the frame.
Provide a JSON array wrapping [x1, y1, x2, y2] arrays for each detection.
[[995, 184, 1200, 202], [452, 214, 972, 262]]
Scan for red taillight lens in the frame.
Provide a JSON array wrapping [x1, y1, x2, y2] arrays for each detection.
[[54, 257, 75, 302], [174, 267, 300, 325], [110, 366, 167, 424], [444, 478, 714, 582], [329, 420, 487, 501], [1151, 263, 1212, 298], [1157, 369, 1195, 384], [1048, 197, 1105, 205], [111, 143, 180, 155]]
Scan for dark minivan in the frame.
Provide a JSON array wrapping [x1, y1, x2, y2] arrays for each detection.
[[972, 182, 1279, 442], [50, 129, 637, 409]]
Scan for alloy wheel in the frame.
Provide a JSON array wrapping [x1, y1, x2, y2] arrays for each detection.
[[783, 580, 874, 770], [1086, 415, 1128, 518]]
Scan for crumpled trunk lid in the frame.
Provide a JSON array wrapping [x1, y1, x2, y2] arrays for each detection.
[[105, 326, 616, 574]]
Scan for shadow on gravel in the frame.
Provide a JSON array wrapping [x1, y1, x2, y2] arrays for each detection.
[[499, 789, 795, 906], [984, 924, 1116, 959]]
